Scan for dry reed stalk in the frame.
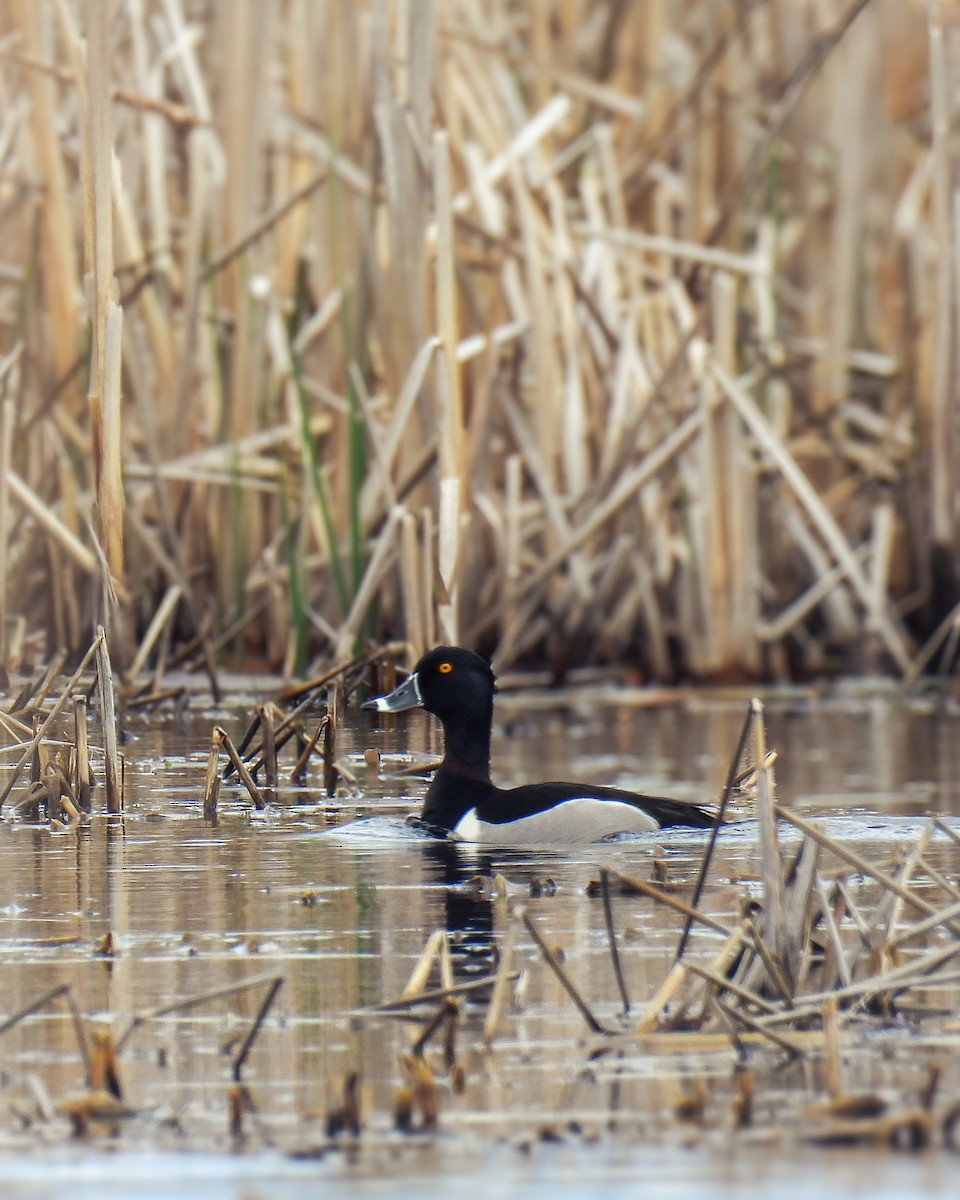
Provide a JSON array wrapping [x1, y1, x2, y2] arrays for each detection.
[[752, 700, 785, 962], [26, 652, 67, 713], [374, 972, 517, 1015], [609, 868, 734, 941], [683, 961, 779, 1016], [482, 927, 515, 1047], [213, 726, 265, 811], [635, 961, 688, 1035], [711, 359, 912, 672], [662, 921, 752, 1033], [520, 908, 609, 1035], [0, 1, 949, 678], [401, 930, 446, 1001], [84, 3, 123, 582], [757, 939, 960, 1024], [871, 821, 935, 947], [202, 727, 222, 821], [676, 701, 754, 958], [780, 833, 822, 989], [711, 995, 805, 1059], [598, 869, 630, 1016], [434, 130, 462, 645], [231, 976, 284, 1084], [399, 512, 425, 658], [95, 626, 122, 814], [886, 894, 960, 951], [926, 0, 955, 551], [0, 396, 12, 662], [258, 705, 277, 798], [822, 997, 844, 1099], [336, 507, 402, 659], [116, 971, 284, 1055], [6, 472, 98, 576], [0, 983, 91, 1081], [290, 714, 329, 783], [743, 920, 795, 1006], [815, 878, 853, 991], [73, 695, 91, 813], [774, 805, 949, 927], [0, 631, 102, 811], [14, 1, 77, 391], [409, 997, 456, 1058], [125, 584, 182, 683]]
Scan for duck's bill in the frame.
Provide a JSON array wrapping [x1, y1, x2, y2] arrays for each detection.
[[362, 672, 422, 713]]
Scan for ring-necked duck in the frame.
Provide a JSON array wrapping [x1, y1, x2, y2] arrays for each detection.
[[363, 646, 714, 845]]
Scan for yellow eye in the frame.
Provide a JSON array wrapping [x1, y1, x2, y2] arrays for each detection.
[[438, 662, 453, 674]]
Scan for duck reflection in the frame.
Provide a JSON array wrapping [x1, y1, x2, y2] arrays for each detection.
[[414, 833, 565, 985], [418, 836, 497, 980]]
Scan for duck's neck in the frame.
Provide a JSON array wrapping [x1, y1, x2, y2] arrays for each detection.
[[439, 712, 492, 781]]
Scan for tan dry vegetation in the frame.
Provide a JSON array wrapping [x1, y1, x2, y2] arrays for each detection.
[[0, 0, 955, 682]]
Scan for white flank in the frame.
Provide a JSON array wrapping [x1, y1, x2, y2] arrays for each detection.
[[451, 799, 659, 847]]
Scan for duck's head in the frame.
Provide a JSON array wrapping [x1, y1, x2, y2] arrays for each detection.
[[363, 646, 496, 723]]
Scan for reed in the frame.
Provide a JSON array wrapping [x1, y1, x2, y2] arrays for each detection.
[[0, 1, 950, 680]]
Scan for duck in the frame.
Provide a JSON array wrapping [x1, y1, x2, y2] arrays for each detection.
[[362, 646, 715, 845]]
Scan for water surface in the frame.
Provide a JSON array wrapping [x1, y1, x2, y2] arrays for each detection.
[[2, 685, 959, 1195]]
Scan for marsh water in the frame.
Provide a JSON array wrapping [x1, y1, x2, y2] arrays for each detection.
[[3, 681, 960, 1198]]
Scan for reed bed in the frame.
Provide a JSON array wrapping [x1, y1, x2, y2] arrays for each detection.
[[0, 0, 952, 681]]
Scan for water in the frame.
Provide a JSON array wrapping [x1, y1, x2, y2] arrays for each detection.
[[2, 685, 960, 1196]]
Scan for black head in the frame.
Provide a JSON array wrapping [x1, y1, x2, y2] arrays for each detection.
[[363, 646, 496, 724], [410, 646, 496, 721]]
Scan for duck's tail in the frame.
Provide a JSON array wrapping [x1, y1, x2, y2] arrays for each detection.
[[638, 794, 717, 829]]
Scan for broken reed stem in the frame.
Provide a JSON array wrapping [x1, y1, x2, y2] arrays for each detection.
[[373, 972, 520, 1015], [6, 471, 98, 575], [0, 631, 103, 812], [231, 976, 284, 1083], [774, 805, 949, 926], [98, 303, 125, 578], [290, 713, 329, 781], [482, 927, 515, 1046], [606, 868, 735, 939], [757, 938, 960, 1025], [203, 727, 222, 820], [816, 876, 853, 989], [520, 909, 609, 1035], [0, 983, 92, 1083], [822, 996, 843, 1098], [753, 699, 785, 962], [599, 868, 631, 1015], [73, 695, 91, 811], [125, 583, 182, 681], [410, 998, 458, 1058], [116, 971, 285, 1053], [258, 703, 277, 797], [96, 625, 123, 813], [29, 652, 68, 711], [276, 645, 404, 704], [0, 396, 12, 661], [213, 725, 265, 809], [229, 710, 262, 774], [684, 961, 779, 1015], [676, 700, 754, 959], [712, 995, 805, 1059], [744, 920, 794, 1005], [886, 894, 960, 949], [402, 930, 446, 1000]]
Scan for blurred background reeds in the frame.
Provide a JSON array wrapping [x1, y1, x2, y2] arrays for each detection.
[[0, 0, 954, 682]]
